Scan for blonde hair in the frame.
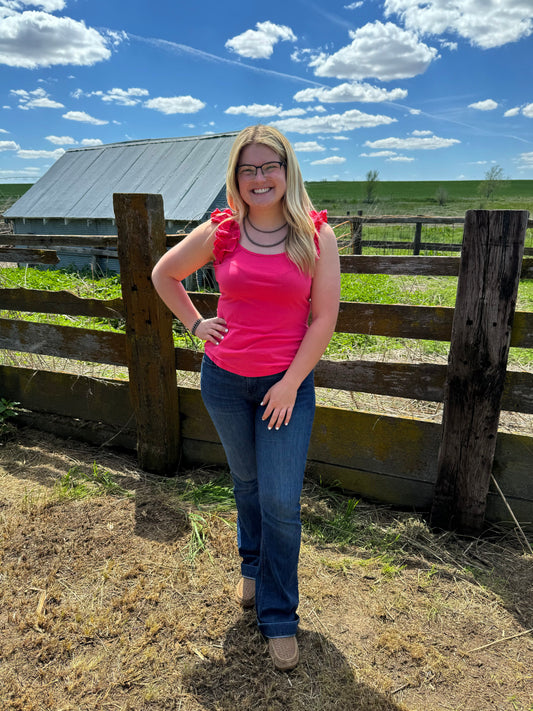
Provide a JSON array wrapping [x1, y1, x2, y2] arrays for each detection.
[[225, 125, 318, 274]]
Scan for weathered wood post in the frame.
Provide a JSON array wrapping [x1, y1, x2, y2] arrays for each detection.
[[352, 211, 363, 254], [430, 210, 529, 533], [113, 193, 181, 474], [413, 221, 422, 255]]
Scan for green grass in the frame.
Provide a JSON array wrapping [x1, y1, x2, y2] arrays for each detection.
[[306, 179, 533, 216], [0, 183, 32, 213], [1, 264, 531, 365]]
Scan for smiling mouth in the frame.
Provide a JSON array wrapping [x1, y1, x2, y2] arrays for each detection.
[[252, 187, 271, 194]]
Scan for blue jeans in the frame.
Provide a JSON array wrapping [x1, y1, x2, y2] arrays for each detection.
[[200, 354, 315, 638]]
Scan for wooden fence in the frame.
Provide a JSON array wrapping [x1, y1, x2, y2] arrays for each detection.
[[0, 196, 532, 534]]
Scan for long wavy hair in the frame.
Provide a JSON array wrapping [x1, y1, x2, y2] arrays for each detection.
[[225, 125, 318, 275]]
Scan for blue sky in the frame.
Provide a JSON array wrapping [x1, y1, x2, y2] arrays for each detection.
[[1, 0, 532, 183]]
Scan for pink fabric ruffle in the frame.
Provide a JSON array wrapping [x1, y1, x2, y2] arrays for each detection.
[[211, 208, 240, 265]]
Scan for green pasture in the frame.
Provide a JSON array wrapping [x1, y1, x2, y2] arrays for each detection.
[[1, 264, 531, 367], [306, 179, 533, 217]]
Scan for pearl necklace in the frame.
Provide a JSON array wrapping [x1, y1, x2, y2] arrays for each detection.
[[243, 218, 288, 248]]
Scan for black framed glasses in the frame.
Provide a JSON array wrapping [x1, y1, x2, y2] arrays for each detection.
[[236, 161, 286, 179]]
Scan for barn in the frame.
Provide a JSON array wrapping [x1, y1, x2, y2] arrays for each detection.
[[4, 131, 238, 273]]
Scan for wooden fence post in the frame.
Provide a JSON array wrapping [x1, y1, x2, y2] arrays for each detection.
[[352, 211, 363, 254], [413, 221, 422, 255], [430, 210, 529, 533], [113, 193, 181, 474]]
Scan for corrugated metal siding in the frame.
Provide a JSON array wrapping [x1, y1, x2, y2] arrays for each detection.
[[5, 132, 238, 222]]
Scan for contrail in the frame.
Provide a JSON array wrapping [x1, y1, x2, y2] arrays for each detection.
[[127, 33, 325, 88]]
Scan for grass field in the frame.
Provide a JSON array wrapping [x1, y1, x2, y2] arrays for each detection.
[[306, 179, 533, 216]]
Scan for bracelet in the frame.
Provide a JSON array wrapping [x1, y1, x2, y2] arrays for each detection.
[[191, 318, 203, 336]]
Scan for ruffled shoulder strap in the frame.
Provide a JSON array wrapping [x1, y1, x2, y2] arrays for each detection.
[[210, 208, 240, 264], [309, 209, 328, 256]]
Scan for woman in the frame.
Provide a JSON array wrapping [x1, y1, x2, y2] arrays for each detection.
[[151, 125, 340, 671]]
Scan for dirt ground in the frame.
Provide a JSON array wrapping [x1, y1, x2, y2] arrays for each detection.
[[0, 427, 532, 711]]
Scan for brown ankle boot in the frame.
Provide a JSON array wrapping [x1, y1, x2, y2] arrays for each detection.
[[235, 577, 255, 608]]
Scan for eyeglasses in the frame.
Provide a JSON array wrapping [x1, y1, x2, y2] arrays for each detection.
[[236, 161, 286, 179]]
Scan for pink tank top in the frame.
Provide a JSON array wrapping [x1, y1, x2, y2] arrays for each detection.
[[204, 208, 327, 377]]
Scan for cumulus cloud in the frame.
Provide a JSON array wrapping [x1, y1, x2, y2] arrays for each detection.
[[10, 87, 64, 109], [344, 1, 363, 8], [63, 110, 108, 125], [3, 1, 67, 10], [72, 87, 149, 106], [294, 81, 408, 103], [311, 155, 346, 165], [144, 96, 206, 114], [226, 21, 296, 59], [504, 107, 521, 117], [0, 10, 114, 68], [0, 140, 20, 151], [384, 0, 533, 49], [45, 135, 76, 145], [310, 21, 438, 81], [388, 155, 414, 161], [364, 134, 460, 150], [469, 99, 498, 111], [522, 103, 533, 118], [225, 103, 281, 117], [360, 150, 397, 157], [271, 108, 396, 134], [17, 147, 65, 159], [294, 141, 326, 152], [80, 138, 103, 146]]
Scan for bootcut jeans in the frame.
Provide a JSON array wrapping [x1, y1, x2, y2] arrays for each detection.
[[200, 354, 315, 639]]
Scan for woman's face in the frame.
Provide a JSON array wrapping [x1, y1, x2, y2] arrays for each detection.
[[236, 143, 287, 211]]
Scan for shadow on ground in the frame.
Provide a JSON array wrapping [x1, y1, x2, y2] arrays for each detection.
[[182, 616, 404, 711]]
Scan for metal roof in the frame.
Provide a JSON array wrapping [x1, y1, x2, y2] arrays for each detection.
[[4, 132, 239, 221]]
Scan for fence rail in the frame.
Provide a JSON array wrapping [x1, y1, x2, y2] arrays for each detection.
[[0, 201, 532, 534]]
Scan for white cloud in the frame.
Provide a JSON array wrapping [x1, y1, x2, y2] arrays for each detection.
[[0, 140, 20, 151], [522, 103, 533, 118], [271, 108, 396, 134], [144, 96, 206, 114], [364, 134, 460, 150], [294, 81, 408, 103], [225, 103, 281, 117], [384, 0, 533, 49], [440, 40, 458, 51], [310, 21, 438, 81], [469, 99, 498, 111], [294, 141, 326, 152], [332, 135, 349, 140], [344, 1, 363, 8], [0, 128, 8, 133], [311, 155, 346, 165], [0, 10, 113, 68], [517, 151, 533, 169], [504, 107, 521, 117], [226, 21, 296, 59], [388, 155, 414, 161], [74, 87, 149, 106], [411, 130, 433, 136], [45, 135, 75, 145], [3, 1, 67, 10], [360, 150, 397, 157], [409, 108, 421, 115], [10, 87, 63, 109], [62, 110, 108, 125], [80, 138, 103, 146], [17, 147, 65, 159]]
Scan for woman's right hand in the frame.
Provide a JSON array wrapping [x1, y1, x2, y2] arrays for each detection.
[[194, 317, 228, 345]]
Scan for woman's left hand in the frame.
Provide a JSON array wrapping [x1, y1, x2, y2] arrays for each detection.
[[261, 377, 298, 431]]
